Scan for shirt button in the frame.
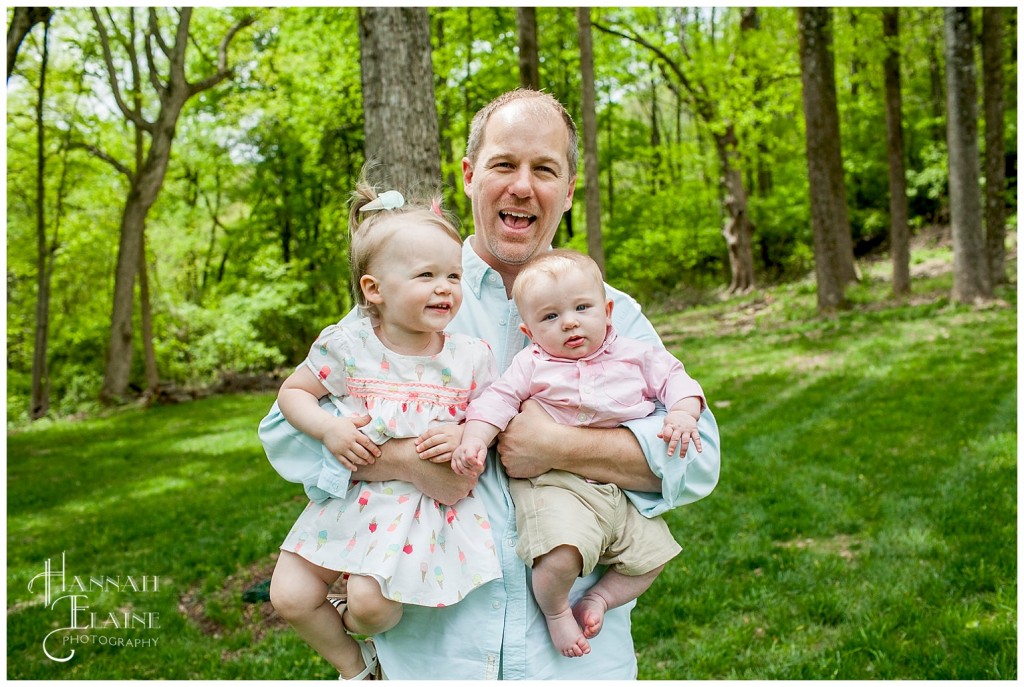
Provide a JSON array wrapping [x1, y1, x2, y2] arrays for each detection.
[[577, 412, 587, 422], [505, 538, 516, 547], [492, 601, 502, 609]]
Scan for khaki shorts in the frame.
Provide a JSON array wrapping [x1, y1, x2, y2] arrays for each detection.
[[508, 469, 681, 578]]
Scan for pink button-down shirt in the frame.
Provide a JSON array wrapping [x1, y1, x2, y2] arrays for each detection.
[[466, 327, 706, 431]]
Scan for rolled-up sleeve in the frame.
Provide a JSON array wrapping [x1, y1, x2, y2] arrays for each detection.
[[621, 407, 720, 517], [607, 283, 721, 518], [258, 399, 353, 502]]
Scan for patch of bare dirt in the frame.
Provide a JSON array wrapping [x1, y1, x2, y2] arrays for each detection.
[[178, 554, 286, 642], [773, 534, 860, 562]]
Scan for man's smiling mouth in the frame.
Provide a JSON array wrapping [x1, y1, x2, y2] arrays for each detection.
[[500, 210, 535, 229]]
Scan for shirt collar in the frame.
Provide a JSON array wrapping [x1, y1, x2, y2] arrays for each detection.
[[529, 326, 619, 363], [462, 236, 497, 299]]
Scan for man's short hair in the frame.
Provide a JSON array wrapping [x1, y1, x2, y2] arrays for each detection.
[[465, 89, 579, 177]]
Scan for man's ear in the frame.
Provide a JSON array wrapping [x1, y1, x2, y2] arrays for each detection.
[[461, 157, 474, 199], [519, 322, 533, 340], [563, 175, 577, 212], [360, 274, 383, 304]]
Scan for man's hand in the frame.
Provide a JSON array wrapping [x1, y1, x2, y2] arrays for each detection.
[[322, 414, 382, 472], [358, 437, 478, 506], [658, 410, 702, 457], [496, 400, 565, 479], [415, 423, 465, 464]]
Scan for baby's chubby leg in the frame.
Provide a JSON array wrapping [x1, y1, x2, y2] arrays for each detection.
[[341, 573, 404, 636], [573, 565, 664, 639], [531, 545, 591, 658], [269, 551, 366, 677]]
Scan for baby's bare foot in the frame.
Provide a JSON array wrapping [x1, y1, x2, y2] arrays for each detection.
[[572, 592, 608, 639], [545, 608, 591, 657]]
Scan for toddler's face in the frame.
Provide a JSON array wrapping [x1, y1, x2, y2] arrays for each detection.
[[365, 222, 464, 335], [517, 268, 611, 360]]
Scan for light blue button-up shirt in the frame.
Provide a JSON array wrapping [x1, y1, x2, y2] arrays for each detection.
[[259, 236, 721, 679]]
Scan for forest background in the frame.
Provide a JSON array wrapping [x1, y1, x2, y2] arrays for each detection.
[[6, 6, 1016, 423]]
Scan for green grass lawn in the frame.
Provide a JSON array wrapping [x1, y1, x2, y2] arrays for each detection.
[[7, 252, 1017, 679]]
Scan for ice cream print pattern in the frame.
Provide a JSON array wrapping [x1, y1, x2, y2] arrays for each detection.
[[306, 319, 486, 445], [282, 482, 498, 606]]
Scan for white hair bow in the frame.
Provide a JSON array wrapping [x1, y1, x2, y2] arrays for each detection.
[[360, 190, 405, 212]]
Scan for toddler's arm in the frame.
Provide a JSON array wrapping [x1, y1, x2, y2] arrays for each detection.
[[278, 365, 381, 472], [452, 420, 501, 477], [658, 396, 703, 457]]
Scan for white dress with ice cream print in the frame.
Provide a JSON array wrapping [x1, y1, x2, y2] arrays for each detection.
[[280, 317, 501, 606]]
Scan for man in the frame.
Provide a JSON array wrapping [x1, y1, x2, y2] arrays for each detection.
[[260, 89, 720, 679]]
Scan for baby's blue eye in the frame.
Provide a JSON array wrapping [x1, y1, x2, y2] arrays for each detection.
[[543, 313, 557, 321], [576, 304, 589, 312]]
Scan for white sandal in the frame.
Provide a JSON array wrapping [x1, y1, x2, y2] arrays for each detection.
[[328, 596, 379, 681]]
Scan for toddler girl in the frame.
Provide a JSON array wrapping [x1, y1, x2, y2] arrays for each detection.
[[269, 179, 500, 679]]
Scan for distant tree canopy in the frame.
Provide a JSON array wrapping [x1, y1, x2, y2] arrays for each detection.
[[5, 6, 1017, 419]]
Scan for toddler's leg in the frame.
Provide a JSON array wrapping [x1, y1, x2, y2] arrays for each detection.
[[573, 565, 664, 640], [269, 551, 367, 678], [531, 545, 591, 658], [342, 574, 404, 636]]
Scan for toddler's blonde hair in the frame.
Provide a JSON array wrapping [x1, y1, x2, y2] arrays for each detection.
[[348, 175, 461, 320]]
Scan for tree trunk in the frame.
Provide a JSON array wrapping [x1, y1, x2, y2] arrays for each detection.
[[798, 7, 857, 313], [715, 126, 756, 294], [97, 8, 252, 402], [139, 231, 160, 397], [882, 8, 911, 297], [7, 7, 52, 80], [944, 7, 991, 304], [516, 7, 540, 90], [982, 7, 1007, 286], [30, 17, 51, 420], [577, 7, 605, 276], [358, 7, 442, 192]]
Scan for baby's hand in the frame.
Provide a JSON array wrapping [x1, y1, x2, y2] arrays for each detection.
[[322, 414, 381, 472], [452, 438, 488, 477], [658, 410, 702, 457], [415, 423, 465, 464]]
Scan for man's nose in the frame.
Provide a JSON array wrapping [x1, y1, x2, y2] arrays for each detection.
[[507, 167, 533, 197]]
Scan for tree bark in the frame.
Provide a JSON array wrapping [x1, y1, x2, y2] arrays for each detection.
[[981, 7, 1007, 286], [798, 7, 857, 313], [30, 16, 51, 420], [139, 231, 160, 397], [7, 7, 52, 80], [96, 8, 253, 402], [577, 7, 605, 275], [358, 7, 442, 193], [715, 126, 756, 294], [944, 7, 991, 304], [882, 8, 911, 297], [516, 7, 540, 90]]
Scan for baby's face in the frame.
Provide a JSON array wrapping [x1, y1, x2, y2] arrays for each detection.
[[517, 269, 611, 360]]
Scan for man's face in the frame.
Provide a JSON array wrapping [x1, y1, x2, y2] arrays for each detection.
[[462, 101, 577, 275]]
